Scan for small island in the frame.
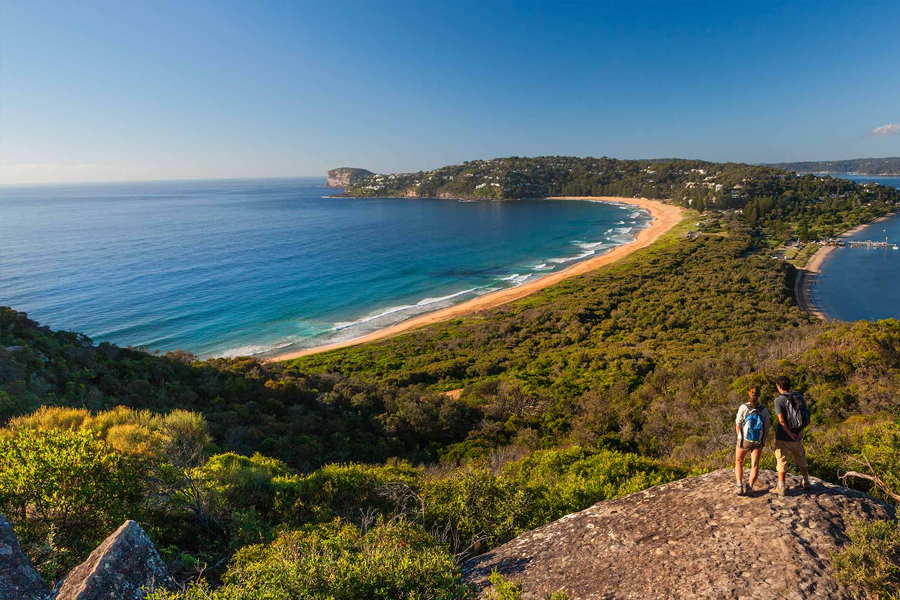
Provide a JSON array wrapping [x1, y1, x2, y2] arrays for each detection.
[[325, 167, 375, 188]]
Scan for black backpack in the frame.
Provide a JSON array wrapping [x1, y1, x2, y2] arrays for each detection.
[[781, 392, 810, 433]]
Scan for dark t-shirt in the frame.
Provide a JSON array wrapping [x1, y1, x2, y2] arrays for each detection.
[[774, 394, 795, 441]]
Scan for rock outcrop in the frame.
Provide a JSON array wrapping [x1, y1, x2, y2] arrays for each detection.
[[53, 520, 172, 600], [0, 513, 49, 600], [463, 469, 896, 600], [326, 167, 374, 188]]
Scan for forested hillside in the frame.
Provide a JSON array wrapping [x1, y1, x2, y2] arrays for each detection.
[[343, 156, 899, 218], [2, 161, 900, 598], [769, 157, 900, 176]]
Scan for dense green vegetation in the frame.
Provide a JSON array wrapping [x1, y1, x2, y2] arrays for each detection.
[[2, 160, 899, 598], [0, 307, 477, 470], [0, 403, 681, 592]]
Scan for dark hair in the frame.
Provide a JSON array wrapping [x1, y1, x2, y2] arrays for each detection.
[[774, 376, 791, 391], [748, 385, 761, 404]]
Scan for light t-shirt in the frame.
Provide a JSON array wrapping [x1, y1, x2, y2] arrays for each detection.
[[735, 403, 770, 441]]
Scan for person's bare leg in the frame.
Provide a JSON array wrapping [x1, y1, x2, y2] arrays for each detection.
[[749, 448, 761, 488], [735, 447, 746, 485], [778, 471, 786, 488]]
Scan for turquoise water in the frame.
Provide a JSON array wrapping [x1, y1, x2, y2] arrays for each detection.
[[0, 178, 650, 358], [812, 175, 900, 321]]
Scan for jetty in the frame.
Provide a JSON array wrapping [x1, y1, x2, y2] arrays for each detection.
[[847, 239, 897, 248], [823, 238, 898, 249]]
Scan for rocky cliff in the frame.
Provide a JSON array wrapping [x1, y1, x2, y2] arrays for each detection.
[[462, 469, 896, 600], [326, 167, 374, 188]]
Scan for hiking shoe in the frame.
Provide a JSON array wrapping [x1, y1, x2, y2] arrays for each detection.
[[773, 485, 786, 496], [802, 477, 811, 490], [734, 482, 745, 496], [745, 483, 753, 495]]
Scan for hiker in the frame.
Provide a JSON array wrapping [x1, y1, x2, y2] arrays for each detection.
[[735, 385, 770, 495], [772, 375, 811, 495]]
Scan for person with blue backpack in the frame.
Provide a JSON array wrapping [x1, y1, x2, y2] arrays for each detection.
[[734, 385, 770, 495]]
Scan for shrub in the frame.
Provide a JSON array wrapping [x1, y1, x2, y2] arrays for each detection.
[[0, 428, 144, 579], [484, 571, 570, 600], [832, 519, 900, 599], [150, 519, 470, 600], [422, 447, 685, 555]]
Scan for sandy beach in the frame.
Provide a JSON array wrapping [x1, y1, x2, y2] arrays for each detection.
[[794, 213, 897, 321], [794, 246, 834, 320], [267, 197, 683, 362]]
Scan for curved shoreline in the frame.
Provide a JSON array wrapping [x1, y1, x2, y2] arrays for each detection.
[[794, 246, 833, 321], [266, 197, 683, 362], [794, 213, 897, 321]]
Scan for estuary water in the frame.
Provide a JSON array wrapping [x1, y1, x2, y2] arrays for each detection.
[[812, 175, 900, 322], [0, 178, 650, 358]]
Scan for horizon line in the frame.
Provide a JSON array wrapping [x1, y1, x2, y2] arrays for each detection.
[[0, 174, 329, 187], [2, 155, 898, 187]]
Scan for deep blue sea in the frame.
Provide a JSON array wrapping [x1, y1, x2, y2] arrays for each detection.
[[812, 175, 900, 322], [0, 178, 650, 358]]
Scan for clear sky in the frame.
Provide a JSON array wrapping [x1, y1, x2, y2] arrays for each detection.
[[1, 0, 898, 184]]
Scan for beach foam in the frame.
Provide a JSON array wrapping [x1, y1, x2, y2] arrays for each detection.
[[222, 337, 303, 358], [549, 250, 596, 264], [500, 273, 532, 286], [333, 287, 480, 332], [576, 241, 607, 250]]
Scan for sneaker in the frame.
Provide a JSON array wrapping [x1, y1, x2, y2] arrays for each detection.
[[773, 485, 786, 496], [735, 482, 745, 496], [802, 477, 811, 490], [745, 482, 753, 495]]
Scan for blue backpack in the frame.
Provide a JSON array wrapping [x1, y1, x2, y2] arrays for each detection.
[[741, 406, 765, 446]]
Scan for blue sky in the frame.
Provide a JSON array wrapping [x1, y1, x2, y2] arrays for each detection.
[[1, 0, 898, 184]]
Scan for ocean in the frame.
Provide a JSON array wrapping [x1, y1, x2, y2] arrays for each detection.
[[812, 175, 900, 322], [0, 178, 650, 358]]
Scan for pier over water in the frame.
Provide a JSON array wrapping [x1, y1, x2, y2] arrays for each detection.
[[848, 240, 897, 248], [823, 239, 898, 249]]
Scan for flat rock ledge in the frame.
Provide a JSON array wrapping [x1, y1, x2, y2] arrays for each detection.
[[53, 520, 173, 600], [0, 513, 49, 600], [462, 469, 896, 600]]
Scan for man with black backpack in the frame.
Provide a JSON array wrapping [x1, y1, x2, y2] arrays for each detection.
[[772, 375, 811, 495]]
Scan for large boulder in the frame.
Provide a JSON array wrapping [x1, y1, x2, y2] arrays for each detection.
[[53, 520, 172, 600], [463, 469, 897, 600], [0, 513, 49, 600]]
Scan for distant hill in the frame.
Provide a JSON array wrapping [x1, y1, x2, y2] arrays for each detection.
[[769, 157, 900, 176], [340, 156, 791, 202], [337, 156, 900, 216], [325, 167, 374, 187]]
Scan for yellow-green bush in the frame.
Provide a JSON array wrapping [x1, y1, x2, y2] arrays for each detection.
[[0, 428, 144, 579], [150, 519, 470, 600]]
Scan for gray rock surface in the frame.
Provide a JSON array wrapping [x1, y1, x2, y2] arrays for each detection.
[[0, 513, 49, 600], [326, 167, 374, 187], [53, 520, 172, 600], [462, 469, 897, 600]]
